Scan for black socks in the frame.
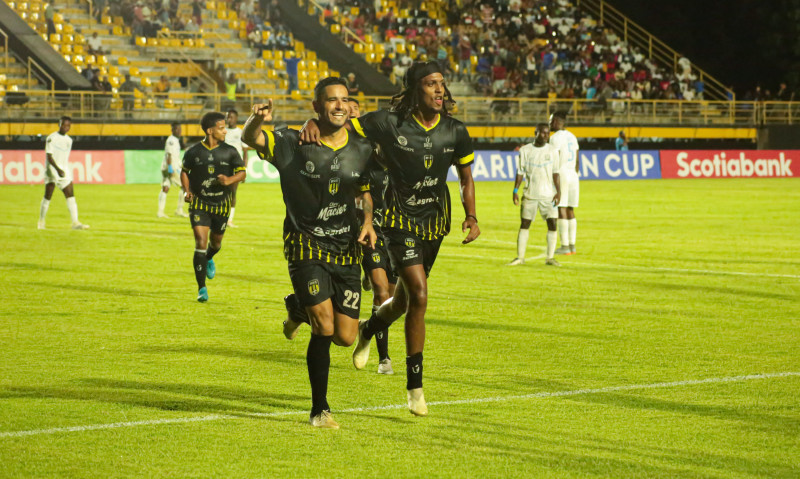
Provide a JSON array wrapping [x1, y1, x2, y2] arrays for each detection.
[[206, 246, 220, 260], [193, 249, 207, 288], [373, 307, 390, 361], [307, 334, 333, 417], [406, 352, 423, 390]]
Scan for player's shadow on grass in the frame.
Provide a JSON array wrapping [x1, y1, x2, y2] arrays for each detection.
[[139, 345, 354, 372], [24, 281, 159, 298], [0, 379, 306, 416], [425, 317, 613, 341], [635, 280, 796, 302], [2, 262, 70, 272]]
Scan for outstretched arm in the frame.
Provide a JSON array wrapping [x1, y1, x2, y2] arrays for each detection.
[[457, 165, 480, 244], [243, 100, 273, 155]]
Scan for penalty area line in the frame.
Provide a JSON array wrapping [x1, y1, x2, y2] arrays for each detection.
[[1, 372, 797, 438]]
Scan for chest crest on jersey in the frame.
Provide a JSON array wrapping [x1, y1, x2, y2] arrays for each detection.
[[423, 136, 432, 149], [424, 155, 433, 169], [208, 165, 215, 174], [328, 177, 340, 195], [331, 156, 340, 171]]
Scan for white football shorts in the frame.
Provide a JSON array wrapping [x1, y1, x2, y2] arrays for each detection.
[[558, 174, 579, 208], [520, 198, 557, 221]]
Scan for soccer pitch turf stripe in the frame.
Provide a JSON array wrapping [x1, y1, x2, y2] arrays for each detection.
[[569, 261, 800, 279], [2, 372, 797, 439]]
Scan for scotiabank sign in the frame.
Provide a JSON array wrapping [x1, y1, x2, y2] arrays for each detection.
[[661, 150, 797, 178], [0, 150, 125, 184]]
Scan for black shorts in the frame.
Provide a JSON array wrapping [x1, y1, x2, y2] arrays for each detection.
[[288, 260, 362, 319], [190, 208, 228, 234], [361, 237, 397, 284], [384, 228, 443, 278]]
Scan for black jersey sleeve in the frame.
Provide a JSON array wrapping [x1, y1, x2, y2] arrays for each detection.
[[453, 121, 475, 168], [181, 147, 197, 173], [350, 109, 389, 141], [256, 128, 298, 169]]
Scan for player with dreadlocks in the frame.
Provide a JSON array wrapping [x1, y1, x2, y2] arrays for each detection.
[[301, 61, 480, 416]]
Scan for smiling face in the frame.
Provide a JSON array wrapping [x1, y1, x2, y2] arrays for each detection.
[[417, 72, 445, 115], [348, 100, 360, 118], [314, 84, 350, 129]]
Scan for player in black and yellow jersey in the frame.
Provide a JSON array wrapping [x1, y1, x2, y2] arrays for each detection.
[[243, 77, 377, 429], [180, 111, 246, 302], [301, 61, 480, 416], [351, 100, 397, 376]]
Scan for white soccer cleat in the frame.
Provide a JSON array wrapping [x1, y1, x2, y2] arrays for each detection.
[[352, 320, 371, 370], [227, 221, 238, 228], [282, 317, 302, 340], [37, 220, 46, 230], [309, 410, 340, 429], [407, 388, 428, 416], [555, 246, 570, 255], [507, 258, 524, 266], [377, 358, 394, 375], [71, 223, 90, 230], [157, 212, 169, 218], [545, 258, 561, 267], [175, 210, 189, 218]]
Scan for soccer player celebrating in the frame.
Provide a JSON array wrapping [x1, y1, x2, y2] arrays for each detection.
[[158, 122, 187, 218], [549, 111, 580, 255], [223, 109, 249, 228], [242, 77, 377, 429], [38, 116, 90, 230], [508, 123, 561, 266], [181, 112, 246, 302], [301, 61, 480, 416]]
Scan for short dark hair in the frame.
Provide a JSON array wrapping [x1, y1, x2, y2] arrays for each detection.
[[60, 115, 72, 124], [552, 110, 568, 121], [171, 122, 180, 128], [226, 109, 238, 116], [536, 122, 549, 131], [349, 97, 360, 106], [200, 111, 226, 132], [314, 77, 348, 102]]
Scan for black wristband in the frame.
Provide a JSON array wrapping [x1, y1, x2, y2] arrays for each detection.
[[465, 214, 478, 223]]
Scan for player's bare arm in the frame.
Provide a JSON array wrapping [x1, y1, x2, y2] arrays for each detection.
[[552, 172, 561, 205], [46, 153, 65, 177], [575, 149, 580, 174], [181, 170, 193, 203], [216, 170, 247, 187], [242, 100, 272, 153], [458, 164, 480, 244], [357, 191, 377, 249], [513, 174, 524, 205]]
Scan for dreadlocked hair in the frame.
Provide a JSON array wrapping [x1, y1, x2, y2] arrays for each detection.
[[390, 83, 456, 126]]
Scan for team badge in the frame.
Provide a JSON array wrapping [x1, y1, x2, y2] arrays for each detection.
[[328, 177, 340, 194], [193, 215, 200, 222], [208, 165, 215, 174], [405, 238, 415, 248], [372, 252, 381, 262], [424, 136, 432, 149], [424, 155, 433, 169], [331, 156, 340, 171], [397, 136, 408, 146], [308, 279, 320, 296], [305, 161, 315, 173]]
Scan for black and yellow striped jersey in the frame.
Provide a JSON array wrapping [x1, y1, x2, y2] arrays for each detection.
[[351, 109, 474, 240], [182, 141, 245, 214], [258, 128, 374, 265], [364, 161, 389, 234]]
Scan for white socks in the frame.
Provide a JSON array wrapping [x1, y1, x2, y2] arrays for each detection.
[[158, 191, 167, 214], [546, 231, 557, 258], [229, 207, 236, 222], [176, 190, 185, 212], [568, 218, 577, 247], [39, 198, 50, 223], [66, 197, 79, 224], [516, 228, 529, 259], [558, 218, 569, 247]]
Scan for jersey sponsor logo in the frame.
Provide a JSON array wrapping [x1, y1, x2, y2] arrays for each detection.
[[397, 136, 408, 146], [424, 136, 432, 149], [328, 177, 340, 194], [316, 201, 347, 220], [424, 155, 434, 169], [405, 194, 436, 206], [661, 150, 795, 178], [305, 161, 315, 173], [331, 156, 340, 171], [412, 176, 439, 189], [308, 279, 320, 296], [371, 251, 381, 262], [404, 238, 415, 248], [395, 144, 415, 152], [444, 147, 454, 153], [404, 249, 419, 260], [207, 165, 215, 174], [221, 222, 227, 231]]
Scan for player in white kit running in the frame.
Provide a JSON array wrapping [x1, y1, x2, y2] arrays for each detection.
[[38, 116, 90, 230], [224, 109, 249, 228], [158, 122, 188, 218], [549, 111, 580, 255], [509, 123, 561, 266]]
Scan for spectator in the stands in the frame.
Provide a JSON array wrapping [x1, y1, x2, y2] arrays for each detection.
[[191, 0, 202, 26], [44, 2, 56, 36], [119, 74, 138, 118], [379, 50, 394, 77], [615, 131, 628, 151], [346, 73, 360, 95], [776, 82, 794, 102], [87, 32, 104, 55], [153, 75, 171, 96], [284, 51, 301, 93], [457, 27, 473, 82], [225, 73, 238, 104]]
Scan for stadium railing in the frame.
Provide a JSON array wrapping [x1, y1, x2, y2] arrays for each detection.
[[1, 88, 798, 126]]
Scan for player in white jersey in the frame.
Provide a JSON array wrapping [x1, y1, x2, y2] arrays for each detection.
[[38, 116, 89, 230], [224, 109, 249, 227], [549, 111, 580, 255], [158, 122, 188, 218], [509, 123, 561, 266]]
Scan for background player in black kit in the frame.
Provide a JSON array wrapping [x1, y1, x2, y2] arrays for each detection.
[[302, 61, 480, 416], [181, 112, 246, 302], [243, 77, 377, 429]]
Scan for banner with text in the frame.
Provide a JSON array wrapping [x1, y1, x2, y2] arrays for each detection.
[[660, 150, 797, 178], [0, 150, 125, 184], [447, 150, 661, 181], [123, 150, 280, 184]]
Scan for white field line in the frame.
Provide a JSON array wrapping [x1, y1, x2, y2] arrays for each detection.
[[1, 371, 797, 439]]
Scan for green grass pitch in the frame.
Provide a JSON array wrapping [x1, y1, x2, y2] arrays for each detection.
[[1, 179, 799, 478]]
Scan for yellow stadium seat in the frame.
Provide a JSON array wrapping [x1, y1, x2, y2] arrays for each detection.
[[354, 43, 364, 54], [49, 33, 61, 43], [101, 15, 112, 25], [55, 23, 64, 33], [267, 69, 278, 80], [117, 56, 128, 65], [72, 55, 85, 67], [228, 20, 238, 29], [109, 66, 120, 76], [206, 1, 215, 9], [73, 44, 84, 54], [61, 44, 72, 54], [170, 39, 181, 47], [262, 50, 273, 60], [279, 78, 288, 90], [86, 55, 96, 65], [375, 43, 385, 54], [261, 30, 270, 42], [295, 41, 304, 54], [30, 2, 41, 12], [98, 55, 109, 65], [63, 24, 74, 34], [62, 33, 73, 44], [290, 89, 302, 100], [114, 16, 124, 25], [216, 9, 227, 19], [396, 42, 406, 54], [30, 12, 40, 21], [74, 33, 85, 44], [331, 24, 341, 34], [183, 39, 194, 47], [62, 54, 71, 63], [255, 59, 266, 69], [135, 36, 146, 47], [274, 59, 285, 69], [110, 97, 121, 109], [109, 76, 120, 87], [306, 51, 316, 61], [112, 25, 123, 35], [141, 76, 152, 87], [195, 38, 205, 47], [307, 60, 317, 70], [53, 12, 63, 22], [129, 66, 140, 76], [146, 37, 158, 47], [350, 6, 359, 16], [298, 80, 309, 91], [164, 99, 176, 109], [318, 60, 327, 71], [298, 70, 308, 80]]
